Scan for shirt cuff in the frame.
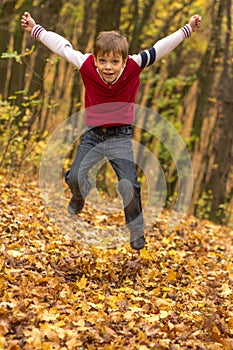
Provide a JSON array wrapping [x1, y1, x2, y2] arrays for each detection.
[[181, 24, 193, 39], [31, 25, 45, 41]]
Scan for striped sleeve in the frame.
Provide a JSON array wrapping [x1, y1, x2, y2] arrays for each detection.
[[132, 24, 193, 68], [30, 27, 90, 69], [31, 25, 45, 40], [139, 47, 156, 69], [181, 24, 192, 38]]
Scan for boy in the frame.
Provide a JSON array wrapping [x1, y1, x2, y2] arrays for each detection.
[[21, 11, 201, 250]]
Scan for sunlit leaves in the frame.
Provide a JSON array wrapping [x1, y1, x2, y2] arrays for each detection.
[[0, 173, 233, 348]]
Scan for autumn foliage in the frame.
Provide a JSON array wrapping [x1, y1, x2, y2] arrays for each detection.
[[0, 173, 233, 349]]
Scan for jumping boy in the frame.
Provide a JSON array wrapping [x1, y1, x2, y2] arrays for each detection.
[[21, 11, 201, 250]]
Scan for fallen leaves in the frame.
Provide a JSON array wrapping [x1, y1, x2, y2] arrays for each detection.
[[0, 172, 233, 349]]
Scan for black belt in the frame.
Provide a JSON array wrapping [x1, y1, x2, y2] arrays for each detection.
[[91, 125, 132, 134]]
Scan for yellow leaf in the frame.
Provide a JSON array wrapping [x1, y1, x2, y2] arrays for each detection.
[[76, 275, 87, 289], [221, 283, 232, 297], [66, 338, 83, 348], [42, 344, 53, 350], [81, 301, 89, 313], [128, 306, 143, 312], [53, 320, 66, 327], [159, 310, 170, 319], [0, 320, 9, 336], [139, 345, 149, 350], [124, 310, 134, 320], [145, 314, 159, 323], [228, 317, 233, 329], [174, 323, 189, 333], [73, 319, 88, 331], [166, 270, 177, 282], [0, 336, 5, 348], [128, 320, 136, 329], [140, 249, 153, 260], [24, 327, 42, 347], [37, 308, 60, 322], [88, 302, 104, 310], [98, 293, 105, 300], [7, 249, 22, 257]]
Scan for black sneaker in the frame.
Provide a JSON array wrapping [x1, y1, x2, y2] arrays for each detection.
[[67, 195, 85, 215], [130, 232, 145, 250]]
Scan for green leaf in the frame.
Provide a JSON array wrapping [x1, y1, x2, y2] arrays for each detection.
[[1, 51, 18, 59]]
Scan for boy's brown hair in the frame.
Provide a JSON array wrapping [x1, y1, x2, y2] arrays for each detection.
[[94, 31, 129, 60]]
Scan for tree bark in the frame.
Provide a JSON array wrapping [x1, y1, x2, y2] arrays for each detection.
[[0, 0, 18, 99], [68, 0, 95, 117], [188, 0, 233, 222], [95, 0, 123, 35], [206, 0, 233, 222]]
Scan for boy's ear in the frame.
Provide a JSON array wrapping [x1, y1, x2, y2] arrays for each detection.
[[122, 58, 127, 67], [94, 56, 97, 66]]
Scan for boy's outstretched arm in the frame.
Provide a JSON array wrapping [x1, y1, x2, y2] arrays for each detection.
[[21, 11, 89, 70], [132, 14, 202, 69]]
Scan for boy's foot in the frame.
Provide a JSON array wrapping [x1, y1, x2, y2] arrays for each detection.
[[68, 195, 85, 215], [130, 232, 145, 250]]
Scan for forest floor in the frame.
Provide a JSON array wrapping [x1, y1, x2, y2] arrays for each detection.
[[0, 172, 233, 350]]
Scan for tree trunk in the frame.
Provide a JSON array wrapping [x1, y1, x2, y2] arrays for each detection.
[[28, 0, 63, 94], [0, 0, 18, 99], [206, 0, 233, 222], [6, 0, 34, 103], [188, 0, 233, 222], [129, 0, 156, 53], [95, 0, 123, 35], [68, 0, 95, 117], [191, 0, 224, 140]]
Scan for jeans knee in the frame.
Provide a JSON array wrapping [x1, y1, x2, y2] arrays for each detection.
[[118, 179, 137, 206], [65, 170, 78, 187], [65, 169, 91, 198]]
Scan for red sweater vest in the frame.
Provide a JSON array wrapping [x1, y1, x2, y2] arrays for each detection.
[[79, 55, 142, 127]]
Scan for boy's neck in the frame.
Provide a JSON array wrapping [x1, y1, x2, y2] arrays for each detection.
[[96, 67, 125, 84]]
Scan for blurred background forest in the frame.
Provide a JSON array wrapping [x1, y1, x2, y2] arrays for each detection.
[[0, 0, 232, 227]]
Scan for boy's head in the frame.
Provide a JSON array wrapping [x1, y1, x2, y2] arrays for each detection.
[[93, 31, 129, 84], [94, 31, 129, 60]]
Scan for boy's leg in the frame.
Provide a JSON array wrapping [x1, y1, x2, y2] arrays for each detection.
[[111, 159, 145, 250], [106, 135, 145, 250], [65, 130, 104, 214]]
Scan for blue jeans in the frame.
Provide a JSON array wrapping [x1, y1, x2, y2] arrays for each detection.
[[65, 125, 144, 234]]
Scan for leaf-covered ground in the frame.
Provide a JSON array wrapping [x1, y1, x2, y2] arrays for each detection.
[[0, 173, 233, 350]]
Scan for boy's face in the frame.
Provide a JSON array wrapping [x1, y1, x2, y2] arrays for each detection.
[[94, 51, 127, 83]]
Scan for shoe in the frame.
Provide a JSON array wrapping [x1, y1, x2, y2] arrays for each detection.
[[130, 232, 145, 250], [67, 195, 85, 215]]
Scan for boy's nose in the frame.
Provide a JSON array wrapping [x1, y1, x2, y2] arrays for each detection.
[[105, 62, 112, 69]]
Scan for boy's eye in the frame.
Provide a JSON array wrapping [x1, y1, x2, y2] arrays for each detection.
[[97, 58, 121, 65]]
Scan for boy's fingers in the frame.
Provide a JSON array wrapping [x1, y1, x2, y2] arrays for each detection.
[[196, 16, 202, 27], [21, 17, 28, 25], [22, 11, 31, 22], [189, 14, 202, 31]]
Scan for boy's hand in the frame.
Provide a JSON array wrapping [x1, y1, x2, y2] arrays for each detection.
[[21, 12, 36, 33], [189, 14, 202, 32]]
